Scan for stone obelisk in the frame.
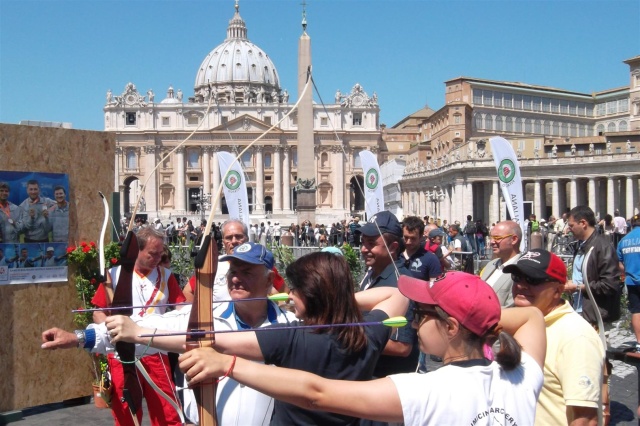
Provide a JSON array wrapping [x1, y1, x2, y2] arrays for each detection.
[[295, 8, 316, 225]]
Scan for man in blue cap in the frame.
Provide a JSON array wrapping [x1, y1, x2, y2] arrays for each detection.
[[358, 210, 419, 408]]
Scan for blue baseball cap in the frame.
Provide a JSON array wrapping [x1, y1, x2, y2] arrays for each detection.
[[219, 242, 274, 269], [321, 246, 343, 256], [360, 211, 402, 238]]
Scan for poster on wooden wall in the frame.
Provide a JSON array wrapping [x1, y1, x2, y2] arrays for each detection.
[[0, 171, 69, 285]]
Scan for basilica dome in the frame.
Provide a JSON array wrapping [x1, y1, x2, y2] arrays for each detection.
[[194, 4, 281, 103]]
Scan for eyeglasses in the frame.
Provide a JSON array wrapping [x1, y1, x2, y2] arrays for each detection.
[[489, 234, 514, 242], [412, 306, 441, 323], [510, 274, 549, 286]]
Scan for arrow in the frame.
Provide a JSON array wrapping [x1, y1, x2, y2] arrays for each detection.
[[139, 316, 408, 338], [71, 293, 291, 313]]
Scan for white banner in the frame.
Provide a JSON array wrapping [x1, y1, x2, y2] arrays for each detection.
[[217, 151, 249, 229], [489, 136, 526, 242], [358, 150, 384, 219]]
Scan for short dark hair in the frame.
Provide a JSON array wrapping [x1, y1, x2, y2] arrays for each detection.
[[26, 179, 39, 187], [467, 215, 472, 221], [402, 216, 424, 236], [569, 205, 596, 227], [0, 182, 10, 191], [53, 185, 66, 194], [450, 224, 461, 232]]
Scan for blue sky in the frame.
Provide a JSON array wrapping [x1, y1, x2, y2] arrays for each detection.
[[1, 0, 638, 131]]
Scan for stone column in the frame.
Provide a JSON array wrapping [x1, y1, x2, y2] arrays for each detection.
[[282, 146, 291, 212], [490, 181, 500, 224], [607, 176, 615, 215], [254, 146, 264, 214], [332, 146, 344, 212], [464, 181, 473, 219], [143, 145, 158, 213], [533, 180, 542, 219], [419, 190, 425, 218], [569, 178, 578, 211], [273, 146, 282, 213], [212, 146, 221, 214], [551, 179, 560, 219], [202, 146, 211, 201], [588, 177, 597, 215], [115, 147, 122, 215], [443, 185, 452, 223], [175, 147, 186, 213], [627, 175, 636, 218], [453, 180, 464, 221]]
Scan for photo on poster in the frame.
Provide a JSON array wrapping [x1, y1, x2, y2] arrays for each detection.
[[0, 171, 69, 284]]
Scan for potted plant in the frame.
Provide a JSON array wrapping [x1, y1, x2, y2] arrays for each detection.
[[67, 240, 121, 408]]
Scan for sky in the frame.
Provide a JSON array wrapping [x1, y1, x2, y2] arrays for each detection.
[[1, 0, 639, 131]]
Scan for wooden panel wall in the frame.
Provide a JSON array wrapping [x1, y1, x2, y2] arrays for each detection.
[[0, 124, 115, 411]]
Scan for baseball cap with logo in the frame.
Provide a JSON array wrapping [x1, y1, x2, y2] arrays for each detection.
[[360, 211, 402, 238], [219, 242, 274, 269], [46, 247, 55, 252], [398, 271, 500, 336], [503, 249, 567, 283]]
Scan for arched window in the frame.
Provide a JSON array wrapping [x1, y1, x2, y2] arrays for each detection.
[[596, 124, 605, 135], [321, 152, 329, 168], [474, 114, 482, 130], [353, 150, 362, 168], [619, 120, 628, 131], [241, 151, 252, 167], [495, 115, 504, 131], [485, 114, 493, 131], [514, 118, 522, 133], [126, 150, 137, 169], [607, 122, 616, 132], [187, 149, 200, 169]]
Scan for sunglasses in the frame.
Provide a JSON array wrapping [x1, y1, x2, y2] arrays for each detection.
[[412, 306, 441, 323], [489, 234, 514, 242], [510, 274, 549, 286]]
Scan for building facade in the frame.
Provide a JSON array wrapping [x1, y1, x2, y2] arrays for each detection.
[[398, 56, 640, 225], [106, 3, 381, 224]]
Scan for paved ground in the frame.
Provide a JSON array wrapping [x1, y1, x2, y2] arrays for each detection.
[[6, 325, 640, 425]]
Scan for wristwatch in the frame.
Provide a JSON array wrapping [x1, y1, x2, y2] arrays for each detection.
[[74, 329, 86, 348]]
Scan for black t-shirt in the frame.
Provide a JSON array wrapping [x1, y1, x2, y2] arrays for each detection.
[[256, 310, 390, 425]]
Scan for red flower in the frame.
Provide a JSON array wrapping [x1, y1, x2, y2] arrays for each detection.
[[82, 246, 91, 253], [90, 278, 97, 285], [80, 242, 87, 247], [67, 246, 76, 253], [110, 258, 118, 264], [90, 242, 96, 247], [76, 307, 84, 311]]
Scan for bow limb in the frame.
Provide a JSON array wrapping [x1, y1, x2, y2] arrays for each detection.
[[111, 231, 142, 425], [98, 192, 109, 276], [186, 235, 218, 426]]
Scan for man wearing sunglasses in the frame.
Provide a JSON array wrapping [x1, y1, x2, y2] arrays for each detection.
[[479, 220, 523, 307], [506, 249, 603, 426]]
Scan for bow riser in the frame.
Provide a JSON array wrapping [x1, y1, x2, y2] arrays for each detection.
[[186, 235, 218, 426]]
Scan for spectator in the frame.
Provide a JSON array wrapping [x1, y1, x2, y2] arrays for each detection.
[[618, 214, 640, 351], [480, 221, 523, 307]]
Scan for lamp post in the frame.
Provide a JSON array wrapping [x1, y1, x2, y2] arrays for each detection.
[[427, 186, 445, 221], [191, 185, 212, 223]]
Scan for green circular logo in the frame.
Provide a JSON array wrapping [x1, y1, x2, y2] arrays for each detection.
[[225, 170, 242, 190], [365, 168, 379, 189], [498, 159, 516, 184]]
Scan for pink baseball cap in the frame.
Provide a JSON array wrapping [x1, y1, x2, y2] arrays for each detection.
[[398, 272, 501, 336]]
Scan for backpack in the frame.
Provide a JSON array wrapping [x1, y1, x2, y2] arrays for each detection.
[[531, 220, 540, 232], [464, 222, 477, 235]]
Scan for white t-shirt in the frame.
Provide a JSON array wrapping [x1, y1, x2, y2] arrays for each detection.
[[390, 352, 543, 426]]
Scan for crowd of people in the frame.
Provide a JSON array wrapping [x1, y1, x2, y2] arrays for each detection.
[[38, 205, 640, 425]]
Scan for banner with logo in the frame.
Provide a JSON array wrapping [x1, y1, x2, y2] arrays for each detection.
[[217, 151, 249, 229], [358, 150, 384, 219], [490, 136, 526, 244], [0, 170, 70, 285]]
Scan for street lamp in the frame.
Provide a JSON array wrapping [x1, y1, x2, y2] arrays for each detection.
[[427, 186, 445, 220], [191, 185, 212, 223]]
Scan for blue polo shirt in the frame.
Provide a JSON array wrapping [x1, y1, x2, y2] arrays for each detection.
[[618, 227, 640, 286]]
